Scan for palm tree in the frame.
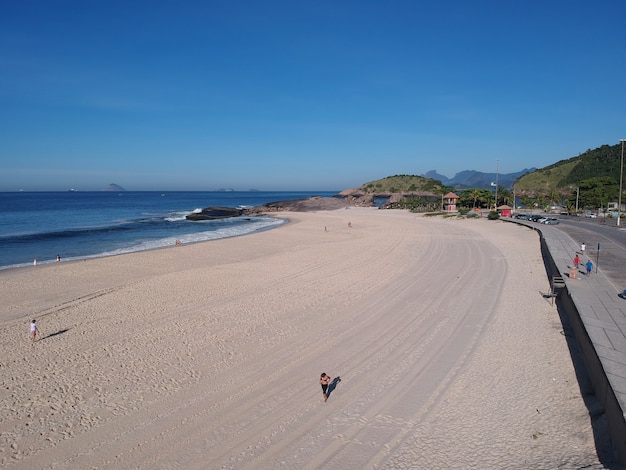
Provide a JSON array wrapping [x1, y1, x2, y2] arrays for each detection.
[[520, 194, 532, 208], [469, 189, 482, 208], [498, 186, 513, 207]]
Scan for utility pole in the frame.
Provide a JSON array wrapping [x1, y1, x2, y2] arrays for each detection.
[[495, 159, 499, 211], [618, 139, 625, 226], [512, 185, 515, 214]]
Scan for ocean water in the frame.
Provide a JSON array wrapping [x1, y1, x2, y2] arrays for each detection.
[[0, 191, 337, 270]]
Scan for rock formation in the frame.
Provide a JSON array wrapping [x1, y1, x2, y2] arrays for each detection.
[[186, 207, 244, 220], [185, 190, 434, 220]]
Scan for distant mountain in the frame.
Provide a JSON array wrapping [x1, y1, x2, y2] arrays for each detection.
[[422, 168, 535, 190], [102, 183, 126, 192], [422, 170, 449, 183]]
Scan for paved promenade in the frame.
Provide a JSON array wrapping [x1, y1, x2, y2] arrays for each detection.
[[513, 220, 626, 464]]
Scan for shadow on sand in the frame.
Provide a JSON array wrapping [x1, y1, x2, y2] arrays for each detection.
[[326, 376, 342, 400], [39, 328, 70, 342]]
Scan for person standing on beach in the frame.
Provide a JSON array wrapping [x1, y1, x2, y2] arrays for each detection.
[[30, 319, 38, 344], [585, 260, 593, 276], [320, 373, 331, 402]]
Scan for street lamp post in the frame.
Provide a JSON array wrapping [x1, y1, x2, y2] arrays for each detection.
[[512, 185, 515, 214], [494, 159, 499, 211], [619, 139, 625, 226]]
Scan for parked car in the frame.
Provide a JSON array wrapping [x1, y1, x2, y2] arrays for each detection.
[[585, 213, 597, 218], [542, 218, 559, 224], [513, 214, 530, 220], [528, 215, 543, 222]]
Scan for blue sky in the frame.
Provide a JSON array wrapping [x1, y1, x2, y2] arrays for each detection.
[[1, 1, 625, 191]]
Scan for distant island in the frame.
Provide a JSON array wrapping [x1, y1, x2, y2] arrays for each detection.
[[102, 183, 126, 192]]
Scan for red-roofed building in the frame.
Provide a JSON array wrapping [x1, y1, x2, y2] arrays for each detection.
[[497, 204, 512, 217], [443, 192, 459, 213]]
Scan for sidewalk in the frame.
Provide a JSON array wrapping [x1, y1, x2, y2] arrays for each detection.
[[514, 220, 626, 464]]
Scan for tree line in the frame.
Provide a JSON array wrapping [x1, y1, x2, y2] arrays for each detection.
[[392, 181, 622, 213]]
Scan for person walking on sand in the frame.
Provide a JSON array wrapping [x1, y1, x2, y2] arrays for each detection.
[[586, 259, 593, 276], [30, 319, 38, 344], [320, 373, 332, 402]]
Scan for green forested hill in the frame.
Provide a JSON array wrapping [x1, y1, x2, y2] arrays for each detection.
[[515, 143, 623, 197], [360, 175, 448, 193], [565, 144, 623, 185]]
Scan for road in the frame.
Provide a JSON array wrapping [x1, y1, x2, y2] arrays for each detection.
[[550, 216, 626, 289]]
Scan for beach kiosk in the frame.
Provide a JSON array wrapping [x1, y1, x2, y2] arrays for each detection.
[[497, 204, 512, 217], [442, 192, 459, 213]]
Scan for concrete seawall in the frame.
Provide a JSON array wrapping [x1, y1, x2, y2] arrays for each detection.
[[510, 219, 626, 465]]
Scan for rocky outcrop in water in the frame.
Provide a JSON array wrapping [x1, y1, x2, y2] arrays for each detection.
[[244, 196, 355, 214], [186, 191, 414, 221], [186, 207, 244, 220]]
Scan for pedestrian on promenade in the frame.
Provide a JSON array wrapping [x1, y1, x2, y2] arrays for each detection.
[[581, 242, 586, 255], [585, 259, 593, 276], [574, 254, 580, 268]]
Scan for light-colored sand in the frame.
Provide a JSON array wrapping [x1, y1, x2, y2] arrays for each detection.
[[0, 208, 607, 469]]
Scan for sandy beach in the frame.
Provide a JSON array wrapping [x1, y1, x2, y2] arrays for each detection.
[[0, 208, 609, 469]]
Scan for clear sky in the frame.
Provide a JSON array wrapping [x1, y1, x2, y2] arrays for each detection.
[[1, 1, 625, 191]]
